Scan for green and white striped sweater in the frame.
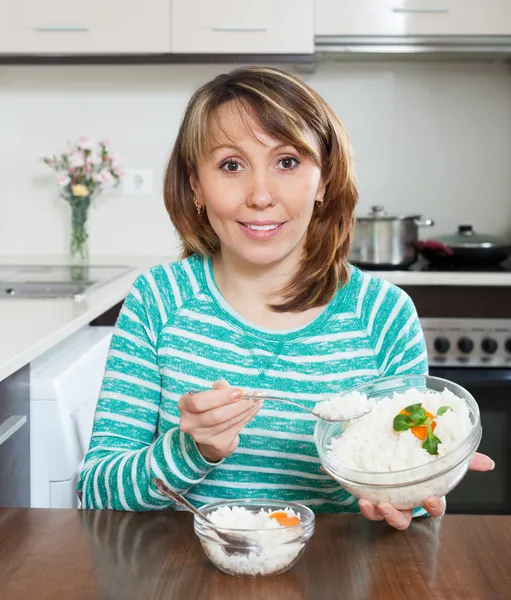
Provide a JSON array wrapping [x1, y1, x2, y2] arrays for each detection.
[[77, 254, 429, 515]]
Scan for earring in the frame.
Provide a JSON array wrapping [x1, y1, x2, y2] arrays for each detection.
[[193, 195, 204, 215], [315, 199, 324, 207]]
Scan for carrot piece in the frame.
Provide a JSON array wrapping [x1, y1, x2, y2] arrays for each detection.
[[269, 511, 300, 527], [400, 407, 436, 441], [411, 425, 428, 440]]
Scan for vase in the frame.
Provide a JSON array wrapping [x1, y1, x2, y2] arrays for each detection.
[[69, 196, 91, 262], [68, 195, 91, 282]]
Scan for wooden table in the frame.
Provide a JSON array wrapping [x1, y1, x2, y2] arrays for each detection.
[[0, 509, 510, 600]]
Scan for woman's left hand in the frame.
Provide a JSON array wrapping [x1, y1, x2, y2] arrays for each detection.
[[358, 452, 495, 530]]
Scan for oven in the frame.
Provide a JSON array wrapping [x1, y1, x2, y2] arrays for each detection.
[[421, 317, 511, 515]]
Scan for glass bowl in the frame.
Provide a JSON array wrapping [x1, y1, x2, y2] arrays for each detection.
[[193, 498, 315, 577], [315, 374, 482, 510]]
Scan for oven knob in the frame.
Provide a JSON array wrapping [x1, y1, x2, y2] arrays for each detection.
[[505, 338, 511, 353], [434, 337, 450, 354], [481, 337, 498, 355], [458, 337, 474, 354]]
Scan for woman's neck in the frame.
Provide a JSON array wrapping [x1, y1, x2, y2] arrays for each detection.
[[211, 249, 324, 330]]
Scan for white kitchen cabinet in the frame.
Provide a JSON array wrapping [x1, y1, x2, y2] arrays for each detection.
[[315, 1, 511, 36], [0, 0, 171, 54], [172, 0, 314, 54]]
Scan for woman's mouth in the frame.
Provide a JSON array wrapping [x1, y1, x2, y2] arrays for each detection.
[[237, 221, 286, 239]]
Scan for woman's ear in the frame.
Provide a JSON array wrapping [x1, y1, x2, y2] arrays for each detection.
[[315, 180, 326, 203], [188, 164, 198, 196]]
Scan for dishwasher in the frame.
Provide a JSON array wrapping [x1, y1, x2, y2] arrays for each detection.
[[30, 326, 113, 508]]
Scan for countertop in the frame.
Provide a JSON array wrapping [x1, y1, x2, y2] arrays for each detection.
[[0, 509, 510, 599], [1, 255, 511, 383], [0, 255, 170, 382]]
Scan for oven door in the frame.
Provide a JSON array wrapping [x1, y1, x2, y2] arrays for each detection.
[[429, 367, 511, 515]]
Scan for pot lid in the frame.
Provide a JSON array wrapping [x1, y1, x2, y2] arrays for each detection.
[[433, 225, 509, 249], [356, 204, 421, 221]]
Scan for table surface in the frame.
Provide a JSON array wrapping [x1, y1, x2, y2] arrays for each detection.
[[0, 509, 510, 600]]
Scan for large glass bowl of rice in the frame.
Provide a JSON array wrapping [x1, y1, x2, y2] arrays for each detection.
[[315, 374, 482, 511], [193, 498, 315, 577]]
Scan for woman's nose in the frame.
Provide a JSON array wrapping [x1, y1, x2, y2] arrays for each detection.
[[245, 172, 275, 209]]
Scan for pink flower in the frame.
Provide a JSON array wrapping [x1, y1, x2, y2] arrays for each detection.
[[77, 136, 94, 151], [57, 174, 71, 186], [87, 152, 102, 166], [114, 167, 126, 178], [92, 173, 102, 183], [68, 152, 85, 169], [99, 140, 112, 149], [99, 170, 115, 187]]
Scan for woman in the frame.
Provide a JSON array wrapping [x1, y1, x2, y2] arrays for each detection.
[[77, 66, 493, 529]]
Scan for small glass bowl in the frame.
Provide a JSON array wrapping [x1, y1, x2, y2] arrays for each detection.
[[194, 498, 315, 577], [315, 374, 482, 510]]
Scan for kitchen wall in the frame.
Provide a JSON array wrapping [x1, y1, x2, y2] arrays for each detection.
[[0, 60, 510, 258]]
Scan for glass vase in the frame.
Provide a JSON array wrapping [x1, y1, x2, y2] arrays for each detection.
[[68, 196, 91, 282]]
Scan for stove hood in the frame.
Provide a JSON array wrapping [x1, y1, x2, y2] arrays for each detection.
[[315, 35, 511, 59]]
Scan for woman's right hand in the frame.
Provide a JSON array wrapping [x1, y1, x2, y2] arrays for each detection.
[[178, 380, 262, 463]]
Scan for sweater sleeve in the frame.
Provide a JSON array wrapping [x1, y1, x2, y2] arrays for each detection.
[[76, 272, 219, 511], [372, 288, 429, 379]]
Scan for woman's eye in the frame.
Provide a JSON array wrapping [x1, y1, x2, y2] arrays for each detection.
[[220, 160, 242, 173], [278, 157, 299, 170]]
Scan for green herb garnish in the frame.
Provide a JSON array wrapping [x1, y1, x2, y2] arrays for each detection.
[[392, 403, 451, 456]]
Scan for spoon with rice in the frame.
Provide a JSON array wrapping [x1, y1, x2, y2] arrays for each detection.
[[188, 389, 374, 423]]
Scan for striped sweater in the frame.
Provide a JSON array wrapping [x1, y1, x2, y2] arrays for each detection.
[[77, 254, 429, 514]]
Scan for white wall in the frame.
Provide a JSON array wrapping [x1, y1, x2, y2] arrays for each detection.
[[0, 60, 510, 259]]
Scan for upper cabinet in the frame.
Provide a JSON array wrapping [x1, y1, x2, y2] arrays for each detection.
[[0, 0, 172, 54], [171, 0, 314, 54], [315, 1, 511, 36]]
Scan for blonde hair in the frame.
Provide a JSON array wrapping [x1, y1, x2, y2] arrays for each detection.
[[164, 66, 358, 312]]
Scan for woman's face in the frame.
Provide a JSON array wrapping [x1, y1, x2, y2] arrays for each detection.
[[190, 101, 324, 270]]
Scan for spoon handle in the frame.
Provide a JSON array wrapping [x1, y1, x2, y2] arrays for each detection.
[[153, 478, 209, 523], [187, 389, 317, 417]]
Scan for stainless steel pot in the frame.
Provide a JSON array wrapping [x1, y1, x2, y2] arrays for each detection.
[[349, 205, 434, 269]]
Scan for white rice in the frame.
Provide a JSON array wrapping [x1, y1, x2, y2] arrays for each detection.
[[200, 506, 304, 576], [314, 391, 376, 420], [324, 387, 474, 509]]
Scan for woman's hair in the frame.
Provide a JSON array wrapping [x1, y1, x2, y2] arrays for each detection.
[[164, 66, 358, 312]]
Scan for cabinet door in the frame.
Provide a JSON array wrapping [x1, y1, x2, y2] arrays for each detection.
[[315, 0, 511, 36], [1, 0, 171, 54], [172, 0, 314, 54], [0, 367, 30, 508]]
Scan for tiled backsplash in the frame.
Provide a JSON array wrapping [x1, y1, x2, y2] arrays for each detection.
[[0, 60, 510, 257]]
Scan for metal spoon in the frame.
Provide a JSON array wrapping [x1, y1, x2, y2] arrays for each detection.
[[188, 390, 372, 423], [153, 478, 261, 556]]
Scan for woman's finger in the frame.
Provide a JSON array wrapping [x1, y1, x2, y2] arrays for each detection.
[[194, 397, 258, 428], [192, 401, 262, 441], [209, 402, 262, 440], [179, 387, 244, 413], [423, 496, 446, 517], [469, 452, 495, 472], [378, 503, 413, 530], [358, 499, 384, 521]]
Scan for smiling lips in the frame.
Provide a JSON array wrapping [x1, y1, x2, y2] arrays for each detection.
[[238, 220, 286, 240]]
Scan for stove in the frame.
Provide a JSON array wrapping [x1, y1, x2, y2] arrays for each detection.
[[421, 318, 511, 368], [417, 261, 511, 273]]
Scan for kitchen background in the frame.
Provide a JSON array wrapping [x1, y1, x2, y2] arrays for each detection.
[[1, 59, 511, 257], [1, 1, 511, 517]]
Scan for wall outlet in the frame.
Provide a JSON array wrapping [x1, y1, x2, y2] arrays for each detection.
[[123, 169, 154, 195]]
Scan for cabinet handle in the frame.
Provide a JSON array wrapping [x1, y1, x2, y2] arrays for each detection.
[[0, 415, 27, 447], [34, 26, 90, 33], [211, 26, 268, 33], [392, 7, 450, 14]]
